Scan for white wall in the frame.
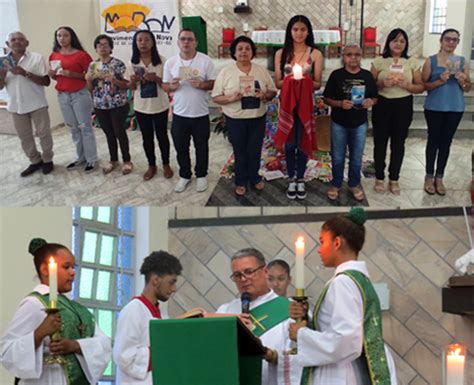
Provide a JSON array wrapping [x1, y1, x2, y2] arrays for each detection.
[[423, 0, 474, 59], [0, 206, 169, 383]]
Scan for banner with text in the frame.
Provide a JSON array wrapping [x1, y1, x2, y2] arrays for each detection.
[[99, 0, 180, 63]]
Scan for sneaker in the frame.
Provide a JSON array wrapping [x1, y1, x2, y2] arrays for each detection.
[[196, 177, 208, 192], [20, 161, 43, 177], [175, 177, 191, 193], [286, 181, 297, 200], [42, 161, 54, 175], [84, 162, 97, 173], [296, 181, 307, 200], [66, 160, 84, 170]]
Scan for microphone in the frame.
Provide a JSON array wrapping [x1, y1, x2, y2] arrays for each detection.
[[241, 292, 251, 314]]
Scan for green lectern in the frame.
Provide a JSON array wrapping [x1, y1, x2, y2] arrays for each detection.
[[150, 316, 265, 385], [182, 16, 208, 54]]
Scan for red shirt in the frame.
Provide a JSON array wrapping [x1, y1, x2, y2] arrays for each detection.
[[49, 50, 92, 92]]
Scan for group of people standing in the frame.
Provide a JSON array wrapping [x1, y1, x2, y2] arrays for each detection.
[[0, 208, 399, 385], [1, 20, 471, 199]]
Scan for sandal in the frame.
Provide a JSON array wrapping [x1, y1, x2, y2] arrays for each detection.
[[374, 179, 385, 193], [122, 162, 133, 175], [424, 177, 435, 195], [102, 161, 118, 174], [349, 186, 365, 202], [388, 180, 401, 195], [435, 178, 446, 196], [327, 186, 339, 201], [234, 186, 247, 196], [254, 181, 265, 191]]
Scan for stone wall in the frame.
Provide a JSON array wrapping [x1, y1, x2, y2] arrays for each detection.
[[167, 208, 474, 385], [180, 0, 426, 58]]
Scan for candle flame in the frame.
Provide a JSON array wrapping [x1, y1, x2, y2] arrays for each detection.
[[296, 236, 305, 247], [49, 256, 56, 265], [447, 343, 465, 357]]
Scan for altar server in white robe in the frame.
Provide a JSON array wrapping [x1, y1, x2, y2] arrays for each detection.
[[0, 238, 111, 385], [113, 250, 182, 385], [289, 209, 398, 385], [217, 248, 304, 385]]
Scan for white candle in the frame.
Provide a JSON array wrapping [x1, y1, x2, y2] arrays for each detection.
[[48, 257, 58, 307], [295, 236, 305, 289], [446, 345, 465, 385], [292, 64, 303, 80]]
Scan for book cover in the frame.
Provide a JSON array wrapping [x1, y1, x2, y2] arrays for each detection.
[[389, 63, 404, 82], [446, 55, 461, 75], [351, 85, 365, 106], [0, 56, 14, 70], [49, 60, 62, 71], [132, 65, 146, 77], [179, 66, 200, 80], [239, 75, 255, 97]]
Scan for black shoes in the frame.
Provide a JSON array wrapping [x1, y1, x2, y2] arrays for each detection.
[[20, 161, 43, 177], [42, 162, 54, 175]]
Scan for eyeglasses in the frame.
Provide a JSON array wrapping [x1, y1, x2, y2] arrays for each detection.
[[230, 265, 265, 282], [179, 37, 195, 42], [443, 37, 459, 43]]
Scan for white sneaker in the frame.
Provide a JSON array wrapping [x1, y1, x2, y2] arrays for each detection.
[[196, 177, 208, 192], [174, 177, 190, 193]]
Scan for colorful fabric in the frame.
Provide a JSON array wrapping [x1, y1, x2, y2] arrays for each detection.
[[49, 51, 92, 93], [249, 296, 290, 337]]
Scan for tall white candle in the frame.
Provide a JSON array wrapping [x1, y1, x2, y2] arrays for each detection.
[[48, 257, 58, 307], [295, 237, 305, 289], [446, 344, 465, 385], [292, 64, 303, 80]]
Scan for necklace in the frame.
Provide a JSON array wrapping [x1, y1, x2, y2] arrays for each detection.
[[237, 62, 252, 75], [179, 52, 197, 68], [293, 47, 308, 65]]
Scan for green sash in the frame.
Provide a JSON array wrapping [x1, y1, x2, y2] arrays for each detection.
[[249, 296, 290, 337], [300, 270, 391, 385], [30, 292, 95, 385]]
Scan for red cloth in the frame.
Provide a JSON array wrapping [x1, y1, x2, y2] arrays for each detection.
[[133, 296, 161, 372], [274, 75, 314, 157], [49, 51, 92, 92]]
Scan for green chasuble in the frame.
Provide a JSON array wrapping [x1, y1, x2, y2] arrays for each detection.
[[249, 296, 290, 337], [300, 270, 391, 385], [30, 292, 95, 385]]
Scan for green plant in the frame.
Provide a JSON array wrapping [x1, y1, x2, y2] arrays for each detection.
[[211, 113, 230, 141]]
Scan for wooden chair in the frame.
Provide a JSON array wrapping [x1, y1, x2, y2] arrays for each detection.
[[362, 27, 381, 58], [217, 28, 235, 58], [327, 27, 344, 58]]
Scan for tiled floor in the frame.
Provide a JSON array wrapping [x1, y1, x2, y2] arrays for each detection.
[[0, 122, 472, 207]]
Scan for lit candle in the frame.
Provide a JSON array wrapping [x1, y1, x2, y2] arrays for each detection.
[[446, 344, 465, 385], [295, 236, 305, 290], [48, 257, 58, 307], [292, 64, 303, 80]]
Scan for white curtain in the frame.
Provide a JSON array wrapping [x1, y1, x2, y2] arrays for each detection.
[[0, 0, 19, 101]]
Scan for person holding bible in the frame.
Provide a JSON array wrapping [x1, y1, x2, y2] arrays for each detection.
[[0, 238, 111, 385], [288, 209, 398, 385], [212, 36, 277, 197], [217, 248, 303, 385], [323, 44, 377, 202], [113, 250, 182, 385]]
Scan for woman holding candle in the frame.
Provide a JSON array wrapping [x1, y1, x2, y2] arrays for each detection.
[[0, 238, 111, 385], [371, 28, 424, 195], [212, 36, 277, 196], [422, 28, 471, 195], [288, 208, 398, 384], [49, 26, 99, 173], [274, 15, 323, 200]]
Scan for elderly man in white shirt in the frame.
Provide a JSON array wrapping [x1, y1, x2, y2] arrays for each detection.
[[0, 31, 53, 177]]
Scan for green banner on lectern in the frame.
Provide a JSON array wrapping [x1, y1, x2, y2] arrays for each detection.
[[150, 317, 264, 385]]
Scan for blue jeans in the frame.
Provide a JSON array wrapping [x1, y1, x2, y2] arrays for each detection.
[[330, 121, 367, 188], [285, 113, 307, 180], [58, 87, 98, 163], [226, 115, 265, 186]]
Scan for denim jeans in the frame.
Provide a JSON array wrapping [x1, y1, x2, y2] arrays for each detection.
[[226, 115, 265, 186], [58, 87, 98, 163], [330, 121, 367, 188], [285, 113, 307, 180]]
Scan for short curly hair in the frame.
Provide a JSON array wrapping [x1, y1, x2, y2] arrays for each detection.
[[229, 35, 256, 61], [140, 250, 182, 282]]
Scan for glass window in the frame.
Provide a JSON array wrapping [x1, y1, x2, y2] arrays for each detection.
[[72, 207, 136, 384], [430, 0, 447, 34]]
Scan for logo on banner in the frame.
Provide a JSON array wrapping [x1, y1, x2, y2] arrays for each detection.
[[101, 2, 176, 34]]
